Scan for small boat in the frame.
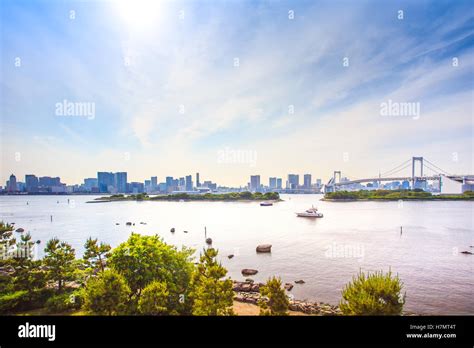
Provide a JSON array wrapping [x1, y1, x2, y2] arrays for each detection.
[[260, 202, 273, 206], [296, 206, 323, 218]]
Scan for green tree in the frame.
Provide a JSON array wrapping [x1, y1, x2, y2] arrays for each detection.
[[43, 238, 76, 292], [258, 276, 289, 316], [83, 237, 111, 273], [109, 233, 194, 314], [138, 281, 169, 315], [83, 269, 130, 315], [190, 248, 234, 316], [340, 270, 405, 315]]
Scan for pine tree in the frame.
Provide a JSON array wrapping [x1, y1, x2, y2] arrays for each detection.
[[43, 238, 75, 292], [83, 237, 111, 273], [258, 276, 289, 316], [190, 248, 234, 316], [138, 281, 169, 315]]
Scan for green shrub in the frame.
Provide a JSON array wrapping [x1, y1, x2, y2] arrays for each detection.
[[45, 292, 78, 313], [0, 290, 29, 313], [138, 281, 169, 315], [340, 270, 405, 315], [258, 277, 289, 316], [83, 269, 131, 315]]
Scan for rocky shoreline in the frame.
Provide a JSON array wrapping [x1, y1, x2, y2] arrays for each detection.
[[232, 280, 342, 315]]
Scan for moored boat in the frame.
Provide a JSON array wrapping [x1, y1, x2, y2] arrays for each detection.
[[296, 206, 323, 218]]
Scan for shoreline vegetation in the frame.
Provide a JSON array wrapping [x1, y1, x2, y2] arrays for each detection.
[[88, 191, 281, 203], [0, 221, 410, 316], [323, 189, 474, 201]]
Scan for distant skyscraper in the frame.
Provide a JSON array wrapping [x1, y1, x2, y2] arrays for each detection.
[[276, 178, 282, 189], [250, 175, 260, 192], [7, 174, 17, 192], [84, 178, 98, 191], [98, 172, 115, 193], [185, 175, 193, 191], [288, 174, 299, 189], [25, 174, 38, 192], [269, 177, 277, 189], [196, 173, 200, 187], [303, 174, 312, 189], [151, 176, 157, 190], [114, 172, 128, 193]]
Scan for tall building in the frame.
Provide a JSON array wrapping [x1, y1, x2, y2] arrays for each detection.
[[25, 174, 38, 192], [303, 174, 312, 189], [7, 174, 17, 192], [269, 177, 277, 189], [98, 172, 115, 193], [196, 173, 200, 187], [114, 172, 128, 193], [250, 175, 260, 192], [151, 176, 157, 191], [84, 178, 98, 191], [276, 178, 282, 189], [185, 175, 193, 191], [288, 174, 299, 189], [39, 176, 61, 187]]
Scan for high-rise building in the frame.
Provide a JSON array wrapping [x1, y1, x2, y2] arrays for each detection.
[[84, 178, 98, 191], [185, 175, 193, 191], [98, 172, 115, 193], [250, 175, 260, 192], [39, 176, 61, 187], [25, 174, 38, 192], [7, 174, 17, 192], [303, 174, 312, 189], [196, 173, 200, 187], [114, 172, 128, 193], [276, 178, 282, 189], [269, 177, 276, 189], [288, 174, 299, 189], [151, 176, 157, 191]]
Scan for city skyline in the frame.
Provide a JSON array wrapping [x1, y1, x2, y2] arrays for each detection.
[[1, 0, 473, 186]]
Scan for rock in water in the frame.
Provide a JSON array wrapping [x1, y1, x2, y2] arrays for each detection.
[[460, 251, 473, 255], [284, 283, 294, 291], [170, 228, 175, 232], [256, 244, 272, 253], [15, 228, 24, 233], [206, 238, 212, 244], [241, 269, 258, 276], [295, 279, 305, 284], [126, 222, 132, 226], [228, 254, 234, 259]]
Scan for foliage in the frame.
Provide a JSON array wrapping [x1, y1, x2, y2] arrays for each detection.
[[99, 191, 280, 202], [138, 281, 170, 315], [340, 270, 405, 315], [109, 233, 194, 314], [45, 292, 80, 313], [325, 189, 474, 200], [258, 276, 289, 316], [43, 238, 76, 292], [0, 290, 29, 313], [190, 248, 234, 316], [83, 269, 130, 315], [83, 237, 111, 273]]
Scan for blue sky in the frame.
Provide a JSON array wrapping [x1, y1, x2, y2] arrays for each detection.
[[1, 0, 473, 186]]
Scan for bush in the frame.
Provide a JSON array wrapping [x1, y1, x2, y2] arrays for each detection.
[[258, 277, 289, 316], [83, 269, 130, 315], [138, 281, 169, 315], [0, 290, 29, 313], [340, 270, 405, 315], [45, 292, 79, 313]]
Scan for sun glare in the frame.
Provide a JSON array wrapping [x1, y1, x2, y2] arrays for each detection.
[[114, 0, 162, 32]]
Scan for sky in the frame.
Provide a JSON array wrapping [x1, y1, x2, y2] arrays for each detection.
[[1, 0, 473, 187]]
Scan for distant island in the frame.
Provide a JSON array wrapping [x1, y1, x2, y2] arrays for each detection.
[[88, 191, 281, 203], [323, 189, 474, 201]]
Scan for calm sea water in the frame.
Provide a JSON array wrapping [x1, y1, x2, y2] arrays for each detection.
[[0, 194, 472, 314]]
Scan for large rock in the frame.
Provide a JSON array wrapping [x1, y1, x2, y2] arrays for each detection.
[[256, 244, 272, 253], [241, 269, 258, 276], [15, 228, 24, 233], [295, 279, 305, 284], [284, 283, 294, 291]]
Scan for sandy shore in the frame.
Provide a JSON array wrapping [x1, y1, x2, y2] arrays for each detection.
[[232, 301, 307, 316]]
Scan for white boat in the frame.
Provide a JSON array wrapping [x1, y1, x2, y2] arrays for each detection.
[[296, 206, 323, 218], [260, 201, 273, 206]]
